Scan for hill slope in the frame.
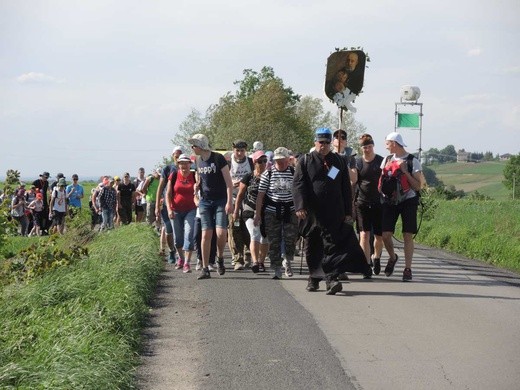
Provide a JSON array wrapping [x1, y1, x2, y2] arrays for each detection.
[[428, 161, 509, 200]]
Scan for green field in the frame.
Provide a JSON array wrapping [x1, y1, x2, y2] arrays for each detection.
[[428, 161, 509, 200]]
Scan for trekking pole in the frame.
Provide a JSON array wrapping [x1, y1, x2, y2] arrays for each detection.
[[299, 237, 304, 275]]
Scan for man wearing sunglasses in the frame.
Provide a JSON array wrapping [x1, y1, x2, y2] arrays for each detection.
[[228, 139, 254, 271], [333, 129, 357, 181], [294, 128, 369, 295]]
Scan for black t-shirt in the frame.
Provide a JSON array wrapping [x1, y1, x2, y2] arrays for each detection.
[[197, 152, 228, 200], [161, 164, 176, 198], [240, 172, 262, 211], [355, 154, 384, 204], [118, 182, 136, 204], [33, 178, 49, 204]]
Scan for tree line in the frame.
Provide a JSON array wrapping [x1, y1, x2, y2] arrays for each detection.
[[423, 145, 500, 164]]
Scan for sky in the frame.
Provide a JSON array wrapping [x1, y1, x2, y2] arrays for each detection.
[[1, 0, 519, 180]]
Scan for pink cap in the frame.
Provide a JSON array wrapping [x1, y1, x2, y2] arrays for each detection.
[[251, 150, 266, 163]]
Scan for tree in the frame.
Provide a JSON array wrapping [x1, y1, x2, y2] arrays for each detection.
[[424, 147, 441, 164], [205, 67, 308, 152], [295, 96, 334, 134], [234, 67, 300, 104], [470, 152, 483, 162], [422, 166, 443, 187], [483, 151, 494, 161], [0, 169, 21, 244], [439, 145, 457, 163], [503, 153, 520, 198], [171, 108, 208, 152], [171, 66, 368, 155]]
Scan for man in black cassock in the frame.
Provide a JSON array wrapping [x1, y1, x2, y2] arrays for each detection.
[[293, 128, 371, 295]]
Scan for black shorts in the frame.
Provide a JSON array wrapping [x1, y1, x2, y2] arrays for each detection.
[[52, 211, 66, 225], [381, 196, 419, 234], [355, 201, 383, 236]]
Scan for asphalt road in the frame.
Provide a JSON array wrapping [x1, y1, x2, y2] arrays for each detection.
[[137, 242, 520, 390]]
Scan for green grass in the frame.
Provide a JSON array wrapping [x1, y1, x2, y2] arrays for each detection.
[[0, 224, 162, 389], [429, 161, 509, 200], [0, 236, 38, 260], [414, 199, 520, 272]]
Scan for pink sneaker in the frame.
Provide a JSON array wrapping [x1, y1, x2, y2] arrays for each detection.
[[175, 258, 184, 270], [183, 263, 191, 273]]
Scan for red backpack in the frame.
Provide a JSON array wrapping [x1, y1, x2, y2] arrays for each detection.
[[378, 155, 414, 204]]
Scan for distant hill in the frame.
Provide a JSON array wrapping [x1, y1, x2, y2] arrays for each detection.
[[428, 161, 509, 200]]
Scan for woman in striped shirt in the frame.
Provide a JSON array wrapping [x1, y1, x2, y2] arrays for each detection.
[[254, 147, 297, 279]]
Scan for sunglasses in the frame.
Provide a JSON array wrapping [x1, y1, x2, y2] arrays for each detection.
[[334, 135, 347, 140], [318, 141, 331, 145], [256, 158, 268, 164]]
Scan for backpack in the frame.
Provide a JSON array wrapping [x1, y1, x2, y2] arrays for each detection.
[[378, 154, 416, 204], [169, 169, 196, 187]]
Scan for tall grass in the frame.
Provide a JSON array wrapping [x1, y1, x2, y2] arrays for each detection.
[[414, 199, 520, 272], [0, 224, 162, 389]]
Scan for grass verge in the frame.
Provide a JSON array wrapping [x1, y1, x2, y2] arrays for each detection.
[[413, 199, 520, 273], [0, 224, 162, 389]]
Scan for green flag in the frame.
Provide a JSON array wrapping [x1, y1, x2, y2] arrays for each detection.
[[397, 113, 420, 128]]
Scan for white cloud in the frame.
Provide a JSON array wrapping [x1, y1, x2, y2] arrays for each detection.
[[502, 66, 520, 75], [467, 48, 482, 57], [16, 72, 65, 84]]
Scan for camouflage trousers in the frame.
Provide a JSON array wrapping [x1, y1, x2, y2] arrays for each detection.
[[263, 211, 298, 268], [228, 216, 251, 264]]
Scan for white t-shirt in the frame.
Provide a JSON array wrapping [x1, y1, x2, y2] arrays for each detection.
[[52, 189, 67, 212]]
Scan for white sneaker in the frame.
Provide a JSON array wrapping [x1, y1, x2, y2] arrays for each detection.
[[195, 259, 202, 271], [282, 259, 293, 277], [208, 264, 215, 272]]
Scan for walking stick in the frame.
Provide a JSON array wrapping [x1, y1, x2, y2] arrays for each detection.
[[299, 237, 304, 275]]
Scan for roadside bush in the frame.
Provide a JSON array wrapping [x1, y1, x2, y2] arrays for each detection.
[[0, 236, 88, 286], [430, 185, 465, 200]]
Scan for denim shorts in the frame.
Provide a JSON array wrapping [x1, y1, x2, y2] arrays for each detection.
[[198, 198, 228, 230]]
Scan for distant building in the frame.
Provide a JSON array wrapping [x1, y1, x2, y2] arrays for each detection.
[[500, 153, 512, 160], [457, 149, 470, 163]]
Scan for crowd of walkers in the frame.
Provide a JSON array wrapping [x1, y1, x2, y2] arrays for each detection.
[[3, 128, 425, 294], [4, 173, 85, 237]]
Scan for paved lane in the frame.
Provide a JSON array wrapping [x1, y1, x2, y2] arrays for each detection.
[[138, 243, 520, 390], [283, 243, 520, 390]]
